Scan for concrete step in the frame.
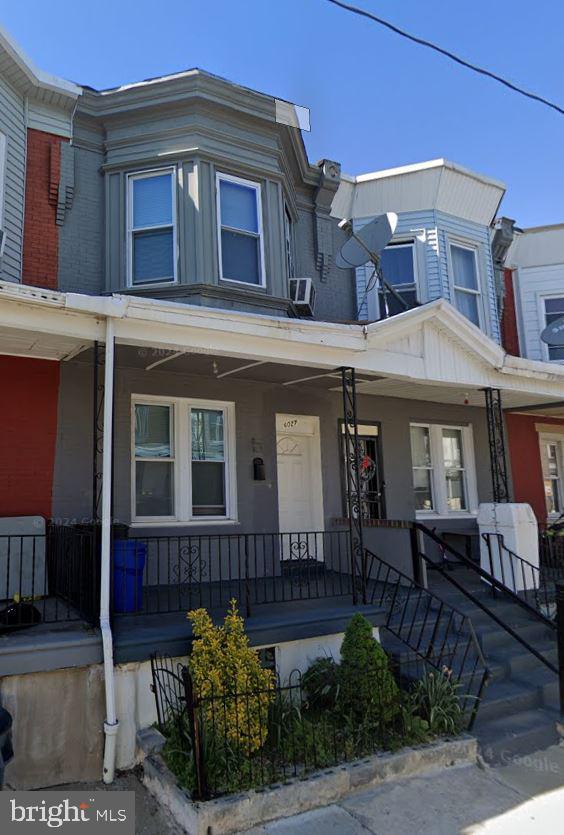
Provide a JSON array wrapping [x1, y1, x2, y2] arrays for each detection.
[[475, 708, 560, 764], [476, 680, 542, 724]]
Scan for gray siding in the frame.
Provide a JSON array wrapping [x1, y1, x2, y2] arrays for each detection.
[[0, 74, 25, 283], [52, 358, 493, 541]]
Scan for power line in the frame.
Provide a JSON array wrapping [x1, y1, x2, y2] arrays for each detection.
[[324, 0, 564, 117]]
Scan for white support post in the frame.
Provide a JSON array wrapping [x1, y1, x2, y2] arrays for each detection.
[[100, 320, 118, 783]]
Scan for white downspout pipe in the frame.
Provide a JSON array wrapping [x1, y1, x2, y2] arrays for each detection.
[[100, 319, 119, 783]]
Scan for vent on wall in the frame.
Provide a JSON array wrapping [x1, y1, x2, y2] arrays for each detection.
[[289, 277, 316, 317]]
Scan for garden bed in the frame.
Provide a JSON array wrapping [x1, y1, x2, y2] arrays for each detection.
[[139, 727, 477, 835]]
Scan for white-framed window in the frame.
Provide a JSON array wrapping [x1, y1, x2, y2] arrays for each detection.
[[127, 168, 177, 286], [378, 242, 417, 318], [216, 172, 265, 287], [132, 396, 237, 523], [410, 423, 478, 516], [284, 205, 295, 279], [449, 242, 481, 327], [542, 296, 564, 361], [539, 435, 564, 516]]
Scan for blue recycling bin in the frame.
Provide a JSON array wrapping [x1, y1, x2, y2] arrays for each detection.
[[113, 540, 147, 614]]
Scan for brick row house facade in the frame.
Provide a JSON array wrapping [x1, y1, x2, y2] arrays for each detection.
[[2, 27, 564, 787]]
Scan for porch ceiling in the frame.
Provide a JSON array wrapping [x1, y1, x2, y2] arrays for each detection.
[[0, 325, 90, 361]]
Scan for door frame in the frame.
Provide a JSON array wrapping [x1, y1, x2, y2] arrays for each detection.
[[275, 413, 325, 533]]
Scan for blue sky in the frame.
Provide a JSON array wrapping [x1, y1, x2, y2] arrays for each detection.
[[4, 0, 564, 227]]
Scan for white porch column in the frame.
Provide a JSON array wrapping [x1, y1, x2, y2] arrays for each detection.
[[478, 503, 539, 591], [100, 320, 118, 783]]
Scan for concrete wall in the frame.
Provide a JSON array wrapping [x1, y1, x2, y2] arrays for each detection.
[[52, 356, 493, 544], [2, 664, 105, 789]]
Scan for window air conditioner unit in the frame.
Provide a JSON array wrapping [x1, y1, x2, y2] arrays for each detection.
[[289, 277, 316, 317]]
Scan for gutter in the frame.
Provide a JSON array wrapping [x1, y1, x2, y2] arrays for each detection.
[[100, 319, 118, 783]]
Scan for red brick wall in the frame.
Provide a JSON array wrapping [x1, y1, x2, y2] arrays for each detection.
[[506, 413, 564, 521], [22, 129, 65, 290], [501, 268, 521, 356], [0, 357, 60, 518]]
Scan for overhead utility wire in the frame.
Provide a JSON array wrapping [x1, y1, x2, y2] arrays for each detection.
[[324, 0, 564, 117]]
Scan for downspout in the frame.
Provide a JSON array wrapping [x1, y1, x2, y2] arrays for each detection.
[[100, 318, 118, 783]]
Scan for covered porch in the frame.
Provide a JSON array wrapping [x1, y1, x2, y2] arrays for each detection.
[[3, 283, 564, 660]]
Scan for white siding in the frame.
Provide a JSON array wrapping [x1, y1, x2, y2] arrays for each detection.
[[0, 73, 25, 283], [515, 263, 564, 362]]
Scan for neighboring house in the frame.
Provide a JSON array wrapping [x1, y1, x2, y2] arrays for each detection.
[[1, 28, 564, 789], [332, 159, 504, 340], [501, 224, 564, 522]]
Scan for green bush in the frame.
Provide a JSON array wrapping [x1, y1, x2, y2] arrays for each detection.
[[302, 657, 340, 711], [409, 669, 463, 736], [338, 613, 400, 724]]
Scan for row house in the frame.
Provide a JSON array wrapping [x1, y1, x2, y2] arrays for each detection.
[[1, 26, 563, 788]]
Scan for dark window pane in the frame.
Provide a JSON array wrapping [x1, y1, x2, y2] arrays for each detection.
[[135, 405, 171, 458], [133, 173, 172, 227], [220, 179, 258, 233], [135, 461, 173, 516], [545, 297, 564, 314], [133, 228, 174, 284], [192, 461, 226, 516], [380, 246, 415, 287], [221, 230, 260, 284], [379, 289, 417, 317]]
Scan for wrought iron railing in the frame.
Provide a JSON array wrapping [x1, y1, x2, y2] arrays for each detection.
[[415, 524, 557, 674], [365, 546, 489, 728], [0, 525, 99, 630], [482, 532, 561, 624], [113, 530, 354, 617]]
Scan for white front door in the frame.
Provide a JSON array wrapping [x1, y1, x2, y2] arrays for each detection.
[[275, 414, 324, 560]]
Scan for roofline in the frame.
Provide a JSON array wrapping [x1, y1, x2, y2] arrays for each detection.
[[0, 25, 81, 98], [342, 158, 506, 193], [518, 222, 564, 234]]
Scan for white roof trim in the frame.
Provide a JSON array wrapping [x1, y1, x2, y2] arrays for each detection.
[[0, 25, 81, 99], [342, 158, 506, 193]]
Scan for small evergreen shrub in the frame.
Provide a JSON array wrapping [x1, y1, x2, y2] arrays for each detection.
[[338, 613, 400, 723], [188, 599, 275, 755], [302, 656, 340, 710]]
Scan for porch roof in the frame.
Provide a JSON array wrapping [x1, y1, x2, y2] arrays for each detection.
[[2, 279, 564, 408]]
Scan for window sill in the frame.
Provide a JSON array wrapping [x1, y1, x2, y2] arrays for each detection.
[[129, 519, 241, 528]]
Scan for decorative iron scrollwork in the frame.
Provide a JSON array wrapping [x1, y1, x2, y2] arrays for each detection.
[[483, 388, 509, 503], [173, 544, 208, 583], [341, 367, 366, 603]]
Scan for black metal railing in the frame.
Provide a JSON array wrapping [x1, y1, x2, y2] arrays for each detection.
[[365, 546, 489, 728], [113, 530, 354, 618], [0, 525, 99, 630], [482, 532, 561, 623], [150, 651, 467, 801], [416, 523, 557, 674], [539, 527, 564, 574]]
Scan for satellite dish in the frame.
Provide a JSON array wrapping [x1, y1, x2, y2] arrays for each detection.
[[541, 316, 564, 347], [336, 212, 398, 269]]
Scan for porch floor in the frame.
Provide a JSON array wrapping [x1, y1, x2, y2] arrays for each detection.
[[112, 593, 387, 663]]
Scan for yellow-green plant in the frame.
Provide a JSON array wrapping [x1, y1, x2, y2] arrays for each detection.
[[187, 600, 275, 755]]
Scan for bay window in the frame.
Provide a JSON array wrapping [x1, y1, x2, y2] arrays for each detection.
[[216, 172, 265, 286], [132, 397, 236, 522], [128, 168, 176, 286], [410, 423, 477, 515], [450, 243, 481, 327]]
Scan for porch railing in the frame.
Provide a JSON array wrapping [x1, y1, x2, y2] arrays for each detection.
[[113, 530, 354, 618], [0, 525, 99, 630]]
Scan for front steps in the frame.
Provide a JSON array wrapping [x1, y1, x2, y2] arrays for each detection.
[[427, 566, 560, 763]]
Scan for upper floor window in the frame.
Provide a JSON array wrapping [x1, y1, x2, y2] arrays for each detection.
[[450, 243, 481, 327], [127, 169, 176, 286], [543, 297, 564, 361], [379, 242, 417, 317], [284, 206, 295, 279], [410, 423, 477, 516], [216, 173, 265, 286]]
